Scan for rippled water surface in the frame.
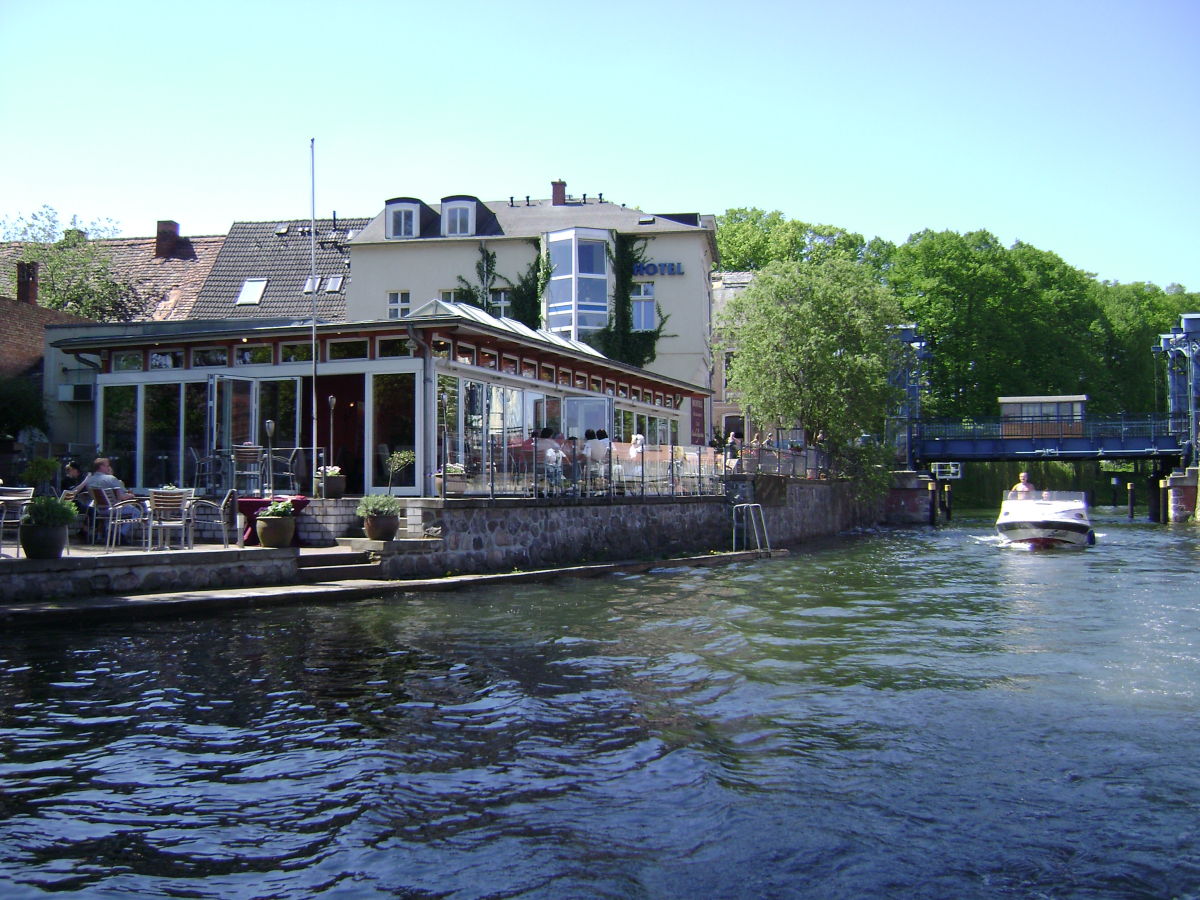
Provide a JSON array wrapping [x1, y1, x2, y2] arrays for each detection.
[[2, 512, 1198, 898]]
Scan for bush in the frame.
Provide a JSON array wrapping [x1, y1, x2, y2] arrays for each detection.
[[21, 457, 60, 488], [21, 495, 79, 527], [356, 494, 403, 517], [260, 498, 295, 517]]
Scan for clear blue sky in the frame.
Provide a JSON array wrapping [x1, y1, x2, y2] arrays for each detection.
[[2, 0, 1197, 288]]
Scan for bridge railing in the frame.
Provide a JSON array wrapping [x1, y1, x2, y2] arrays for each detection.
[[915, 415, 1179, 442]]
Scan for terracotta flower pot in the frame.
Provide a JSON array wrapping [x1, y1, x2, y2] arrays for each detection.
[[363, 514, 400, 541], [256, 516, 295, 548]]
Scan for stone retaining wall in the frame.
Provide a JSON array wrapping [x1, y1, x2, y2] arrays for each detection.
[[378, 477, 877, 579], [0, 548, 296, 603]]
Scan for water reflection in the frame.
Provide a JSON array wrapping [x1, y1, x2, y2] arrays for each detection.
[[1, 516, 1198, 897]]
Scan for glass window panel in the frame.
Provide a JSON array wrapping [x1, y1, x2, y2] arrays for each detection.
[[372, 372, 417, 488], [101, 385, 137, 487], [378, 338, 413, 357], [281, 343, 313, 362], [548, 240, 573, 276], [192, 347, 228, 367], [578, 278, 607, 303], [149, 349, 183, 369], [112, 350, 142, 372], [577, 241, 606, 275], [328, 340, 368, 360], [235, 279, 267, 305], [236, 345, 273, 365], [145, 383, 182, 487]]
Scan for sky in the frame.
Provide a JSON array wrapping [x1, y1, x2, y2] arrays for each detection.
[[2, 0, 1197, 288]]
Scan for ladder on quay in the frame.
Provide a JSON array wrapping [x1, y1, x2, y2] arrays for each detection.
[[732, 503, 770, 553]]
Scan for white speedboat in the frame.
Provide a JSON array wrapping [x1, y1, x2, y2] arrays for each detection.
[[995, 490, 1094, 549]]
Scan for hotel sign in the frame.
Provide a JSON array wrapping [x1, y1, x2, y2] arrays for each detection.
[[633, 262, 684, 276]]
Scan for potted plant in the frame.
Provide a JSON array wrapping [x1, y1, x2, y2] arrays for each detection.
[[19, 495, 79, 559], [436, 462, 467, 494], [356, 493, 403, 541], [21, 457, 60, 495], [318, 465, 345, 499], [255, 498, 296, 548]]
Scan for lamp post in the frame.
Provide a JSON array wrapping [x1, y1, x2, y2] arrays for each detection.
[[265, 419, 275, 497], [326, 394, 337, 495]]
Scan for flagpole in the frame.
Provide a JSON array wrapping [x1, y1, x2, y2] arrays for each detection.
[[310, 138, 319, 496]]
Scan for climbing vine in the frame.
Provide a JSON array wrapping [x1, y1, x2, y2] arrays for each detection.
[[586, 234, 668, 368]]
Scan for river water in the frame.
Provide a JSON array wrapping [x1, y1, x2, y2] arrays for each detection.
[[1, 510, 1197, 899]]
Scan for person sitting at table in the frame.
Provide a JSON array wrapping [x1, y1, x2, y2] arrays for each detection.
[[77, 457, 141, 541]]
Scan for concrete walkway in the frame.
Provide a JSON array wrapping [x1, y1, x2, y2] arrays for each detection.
[[0, 546, 787, 625]]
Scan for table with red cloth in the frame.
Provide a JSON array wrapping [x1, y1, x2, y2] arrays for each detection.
[[236, 495, 309, 546]]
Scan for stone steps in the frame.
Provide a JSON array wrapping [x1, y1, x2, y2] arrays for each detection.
[[296, 550, 385, 583]]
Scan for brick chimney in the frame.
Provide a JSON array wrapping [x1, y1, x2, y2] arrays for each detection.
[[16, 261, 38, 305], [551, 179, 567, 206], [155, 220, 180, 258]]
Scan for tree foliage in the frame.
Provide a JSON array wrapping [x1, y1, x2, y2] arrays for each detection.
[[586, 235, 668, 368], [507, 242, 551, 330], [1, 205, 146, 322], [716, 257, 910, 491], [888, 230, 1114, 418], [715, 207, 894, 279], [455, 245, 508, 314]]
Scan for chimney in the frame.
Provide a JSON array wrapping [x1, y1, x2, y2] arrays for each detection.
[[551, 179, 567, 206], [16, 261, 39, 305], [155, 220, 180, 258]]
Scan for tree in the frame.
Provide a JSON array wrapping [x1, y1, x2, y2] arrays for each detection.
[[715, 257, 910, 493], [889, 230, 1112, 418], [455, 245, 508, 314], [1, 205, 147, 321], [715, 207, 894, 277], [507, 243, 551, 330]]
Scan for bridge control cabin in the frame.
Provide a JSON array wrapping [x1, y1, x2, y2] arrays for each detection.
[[998, 395, 1086, 438]]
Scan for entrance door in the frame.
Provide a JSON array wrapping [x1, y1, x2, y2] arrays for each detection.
[[207, 375, 257, 451]]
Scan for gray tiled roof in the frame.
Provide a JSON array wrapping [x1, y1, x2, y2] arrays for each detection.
[[190, 218, 369, 321], [352, 197, 714, 245]]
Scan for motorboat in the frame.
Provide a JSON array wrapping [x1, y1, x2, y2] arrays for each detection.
[[994, 490, 1094, 549]]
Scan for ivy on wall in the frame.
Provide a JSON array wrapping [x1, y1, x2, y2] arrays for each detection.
[[586, 234, 669, 369]]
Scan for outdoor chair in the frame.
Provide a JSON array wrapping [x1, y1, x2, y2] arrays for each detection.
[[147, 488, 196, 550], [232, 445, 264, 496], [190, 489, 239, 548], [0, 487, 35, 558], [90, 487, 149, 552]]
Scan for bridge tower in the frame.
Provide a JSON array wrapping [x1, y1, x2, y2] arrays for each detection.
[[1153, 312, 1200, 465]]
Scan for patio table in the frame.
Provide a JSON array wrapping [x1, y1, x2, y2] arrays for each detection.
[[236, 495, 309, 546]]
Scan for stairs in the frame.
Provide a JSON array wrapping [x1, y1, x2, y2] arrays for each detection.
[[296, 550, 385, 583]]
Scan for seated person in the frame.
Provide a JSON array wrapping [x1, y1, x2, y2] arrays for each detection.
[[78, 457, 141, 540]]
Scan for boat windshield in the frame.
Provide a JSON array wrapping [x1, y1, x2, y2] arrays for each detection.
[[1002, 490, 1087, 503]]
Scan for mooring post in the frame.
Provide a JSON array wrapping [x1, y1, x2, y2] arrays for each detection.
[[1159, 479, 1169, 524], [942, 482, 952, 521], [928, 480, 938, 525], [1127, 482, 1135, 520]]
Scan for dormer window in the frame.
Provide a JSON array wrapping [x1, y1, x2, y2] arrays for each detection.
[[442, 201, 475, 237], [386, 201, 420, 239]]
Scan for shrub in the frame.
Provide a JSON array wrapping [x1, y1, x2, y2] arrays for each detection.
[[21, 457, 60, 488], [21, 495, 79, 527], [356, 494, 403, 517], [260, 498, 295, 517]]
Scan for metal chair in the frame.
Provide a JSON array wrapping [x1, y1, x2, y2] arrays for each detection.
[[232, 445, 265, 496], [190, 489, 239, 548], [90, 488, 149, 552], [0, 487, 35, 558], [147, 488, 196, 550]]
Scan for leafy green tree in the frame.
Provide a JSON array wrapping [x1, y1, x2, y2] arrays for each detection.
[[586, 235, 668, 368], [889, 230, 1112, 418], [455, 245, 508, 314], [715, 207, 894, 278], [506, 243, 550, 330], [715, 257, 910, 494], [1, 205, 146, 321]]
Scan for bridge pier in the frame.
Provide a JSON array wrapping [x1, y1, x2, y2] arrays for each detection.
[[885, 471, 939, 525], [1162, 467, 1198, 523]]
